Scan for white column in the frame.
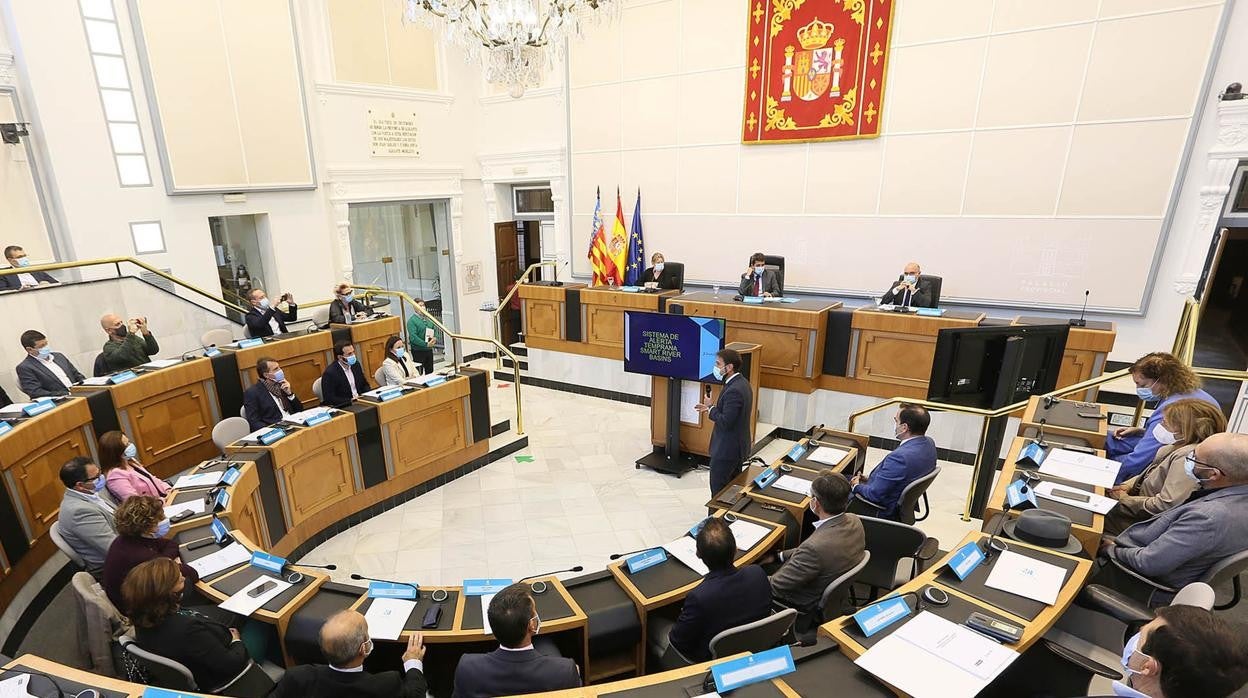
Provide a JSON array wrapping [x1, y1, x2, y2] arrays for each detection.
[[1175, 99, 1248, 294]]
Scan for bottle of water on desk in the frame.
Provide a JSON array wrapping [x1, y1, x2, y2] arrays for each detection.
[[713, 283, 721, 296]]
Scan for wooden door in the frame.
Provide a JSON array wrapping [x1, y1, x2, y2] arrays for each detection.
[[495, 222, 520, 345]]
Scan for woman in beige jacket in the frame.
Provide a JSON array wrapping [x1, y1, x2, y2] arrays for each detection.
[[1104, 398, 1226, 535]]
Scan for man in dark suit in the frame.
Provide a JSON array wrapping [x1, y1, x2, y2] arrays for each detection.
[[851, 404, 938, 520], [453, 583, 581, 698], [242, 357, 302, 431], [879, 262, 936, 308], [649, 518, 771, 667], [244, 289, 297, 338], [0, 245, 58, 291], [328, 283, 371, 324], [271, 610, 427, 698], [320, 340, 370, 407], [769, 471, 865, 635], [738, 252, 781, 298], [640, 252, 681, 290], [16, 329, 85, 397], [697, 348, 752, 497]]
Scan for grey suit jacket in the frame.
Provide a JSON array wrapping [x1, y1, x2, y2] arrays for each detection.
[[16, 353, 85, 398], [1111, 483, 1248, 588], [770, 513, 865, 613], [738, 269, 781, 297], [58, 490, 117, 571]]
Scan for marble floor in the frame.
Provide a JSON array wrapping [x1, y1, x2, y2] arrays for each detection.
[[298, 377, 981, 587]]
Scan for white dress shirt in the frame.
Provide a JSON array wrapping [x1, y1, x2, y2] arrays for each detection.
[[39, 354, 73, 387], [341, 361, 359, 397], [330, 659, 424, 674]]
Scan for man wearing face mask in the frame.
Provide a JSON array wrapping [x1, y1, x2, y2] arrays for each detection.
[[98, 313, 159, 373], [695, 349, 753, 497], [56, 456, 117, 577], [16, 329, 85, 398], [850, 404, 938, 520], [243, 288, 297, 338], [738, 252, 781, 298], [0, 245, 58, 290], [641, 252, 681, 290], [1098, 432, 1248, 599], [328, 283, 371, 325], [1110, 604, 1248, 697], [271, 610, 427, 698], [879, 262, 935, 308], [243, 357, 302, 431], [320, 340, 371, 408], [453, 583, 581, 698]]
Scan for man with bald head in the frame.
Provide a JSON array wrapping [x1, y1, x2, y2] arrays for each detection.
[[879, 262, 936, 308], [1099, 432, 1248, 598], [99, 313, 159, 373], [270, 609, 427, 697]]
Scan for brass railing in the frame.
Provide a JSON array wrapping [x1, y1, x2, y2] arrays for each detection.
[[0, 256, 250, 313], [492, 261, 560, 369]]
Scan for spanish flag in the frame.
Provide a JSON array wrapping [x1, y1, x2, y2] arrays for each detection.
[[608, 189, 629, 286], [588, 187, 614, 286]]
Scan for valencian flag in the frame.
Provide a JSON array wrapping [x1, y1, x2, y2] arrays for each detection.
[[608, 189, 629, 286], [624, 190, 645, 286], [587, 187, 614, 286]]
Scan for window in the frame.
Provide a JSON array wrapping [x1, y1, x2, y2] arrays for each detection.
[[130, 221, 165, 254], [79, 0, 152, 186], [513, 186, 554, 216]]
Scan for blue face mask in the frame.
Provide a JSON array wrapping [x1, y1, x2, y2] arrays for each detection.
[[654, 263, 664, 272], [154, 518, 171, 538], [903, 274, 918, 284], [1183, 453, 1214, 486], [342, 293, 354, 304], [712, 366, 725, 381], [92, 475, 106, 493], [271, 369, 285, 383], [259, 297, 271, 309], [753, 266, 765, 276], [394, 347, 406, 359], [123, 442, 137, 460], [345, 354, 358, 366], [1135, 380, 1157, 401], [15, 257, 30, 268], [37, 346, 52, 359]]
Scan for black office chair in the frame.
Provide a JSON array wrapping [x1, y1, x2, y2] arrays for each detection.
[[849, 466, 940, 525], [1102, 548, 1248, 609], [924, 274, 943, 307], [763, 255, 785, 296], [857, 518, 940, 601], [665, 261, 685, 290], [92, 353, 108, 377]]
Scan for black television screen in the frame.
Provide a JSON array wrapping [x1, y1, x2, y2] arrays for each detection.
[[624, 312, 726, 381], [927, 324, 1070, 409]]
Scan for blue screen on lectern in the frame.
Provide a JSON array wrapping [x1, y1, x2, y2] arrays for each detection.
[[623, 312, 726, 382]]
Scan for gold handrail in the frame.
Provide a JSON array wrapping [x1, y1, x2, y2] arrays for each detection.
[[492, 261, 560, 369], [0, 256, 250, 313]]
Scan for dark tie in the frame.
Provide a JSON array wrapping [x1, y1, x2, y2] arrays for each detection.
[[755, 276, 761, 295]]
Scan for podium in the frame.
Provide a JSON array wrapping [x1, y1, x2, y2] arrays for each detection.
[[639, 342, 761, 476]]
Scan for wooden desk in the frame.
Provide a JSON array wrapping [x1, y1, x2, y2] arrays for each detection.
[[669, 292, 841, 393], [73, 359, 220, 479], [1018, 395, 1108, 450], [373, 377, 476, 480], [227, 331, 333, 407], [519, 284, 678, 361], [335, 315, 402, 380], [1014, 317, 1116, 401], [5, 654, 215, 697]]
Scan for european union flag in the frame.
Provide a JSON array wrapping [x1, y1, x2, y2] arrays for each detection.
[[624, 190, 645, 286]]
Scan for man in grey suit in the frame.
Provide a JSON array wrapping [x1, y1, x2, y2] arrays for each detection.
[[56, 456, 117, 575], [769, 470, 865, 621], [1101, 432, 1248, 596], [16, 329, 85, 398], [738, 252, 781, 298]]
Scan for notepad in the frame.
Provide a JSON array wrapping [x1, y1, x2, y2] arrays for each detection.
[[662, 536, 710, 576], [1039, 449, 1121, 488], [729, 519, 771, 551], [141, 359, 182, 369], [806, 445, 850, 466], [983, 550, 1065, 605], [164, 499, 206, 519], [365, 597, 417, 641], [854, 612, 1018, 698], [771, 475, 812, 496], [187, 542, 251, 578], [173, 472, 221, 489], [219, 575, 292, 615]]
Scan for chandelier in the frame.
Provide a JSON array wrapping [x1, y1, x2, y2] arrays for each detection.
[[404, 0, 617, 98]]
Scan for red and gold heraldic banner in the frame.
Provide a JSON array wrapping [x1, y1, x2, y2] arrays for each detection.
[[742, 0, 895, 144]]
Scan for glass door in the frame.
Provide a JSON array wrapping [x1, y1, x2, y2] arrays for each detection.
[[209, 214, 268, 324]]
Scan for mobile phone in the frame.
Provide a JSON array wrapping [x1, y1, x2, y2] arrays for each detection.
[[422, 605, 442, 629], [186, 538, 215, 551], [1075, 409, 1104, 419], [1051, 488, 1092, 503], [965, 612, 1023, 643], [247, 580, 278, 598], [170, 510, 194, 523], [704, 384, 713, 400]]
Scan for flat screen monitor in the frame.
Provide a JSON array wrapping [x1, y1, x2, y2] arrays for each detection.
[[624, 311, 726, 382], [928, 324, 1070, 409]]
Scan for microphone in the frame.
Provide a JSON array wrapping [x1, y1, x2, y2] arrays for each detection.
[[295, 562, 337, 571], [517, 565, 584, 584], [1035, 417, 1047, 447], [349, 573, 419, 593], [610, 547, 661, 561], [179, 344, 221, 361], [1069, 290, 1090, 327], [981, 505, 1011, 559]]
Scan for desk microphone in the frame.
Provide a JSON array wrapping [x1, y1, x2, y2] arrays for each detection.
[[517, 566, 584, 584], [350, 573, 419, 594], [295, 562, 337, 571], [981, 504, 1013, 559], [1069, 290, 1090, 327], [609, 547, 661, 561], [1034, 418, 1048, 447], [178, 344, 214, 361]]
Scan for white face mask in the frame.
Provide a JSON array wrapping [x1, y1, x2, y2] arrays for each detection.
[[654, 262, 664, 272], [1151, 423, 1177, 445]]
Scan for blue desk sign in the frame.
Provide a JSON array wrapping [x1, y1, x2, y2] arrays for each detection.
[[304, 411, 332, 427], [0, 421, 11, 436], [710, 645, 796, 694], [1016, 441, 1047, 467], [369, 581, 418, 599], [238, 338, 264, 349], [109, 370, 138, 384], [144, 687, 201, 697], [853, 596, 913, 637], [424, 375, 447, 387], [916, 307, 946, 317], [1006, 479, 1038, 510], [753, 467, 780, 490], [743, 296, 764, 304], [625, 549, 668, 574], [377, 388, 404, 402], [785, 442, 810, 462], [463, 578, 513, 596], [210, 517, 231, 544], [779, 297, 800, 303], [259, 428, 287, 445], [618, 286, 641, 293], [250, 551, 286, 575], [204, 346, 222, 357], [22, 400, 54, 417], [948, 541, 986, 581], [213, 489, 231, 512], [219, 467, 241, 486]]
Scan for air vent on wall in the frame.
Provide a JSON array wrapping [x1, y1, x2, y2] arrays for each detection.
[[139, 269, 175, 294]]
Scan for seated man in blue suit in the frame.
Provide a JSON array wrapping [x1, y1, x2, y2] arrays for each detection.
[[320, 340, 371, 408], [648, 517, 771, 667], [1, 245, 58, 291], [242, 357, 302, 431], [850, 404, 937, 520], [452, 583, 581, 698]]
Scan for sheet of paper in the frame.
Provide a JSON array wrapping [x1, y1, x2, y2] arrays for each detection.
[[364, 597, 417, 641], [983, 550, 1065, 605], [164, 499, 206, 519], [729, 519, 771, 551], [141, 358, 182, 369], [425, 328, 434, 343], [173, 472, 221, 489], [0, 673, 33, 698], [218, 575, 293, 615], [1034, 482, 1117, 515], [187, 542, 252, 578], [680, 382, 701, 426], [285, 407, 333, 424], [481, 593, 496, 636], [771, 474, 812, 496], [1039, 449, 1121, 488], [80, 376, 112, 386], [239, 426, 276, 443], [806, 445, 850, 466], [663, 536, 710, 576], [0, 403, 32, 415], [854, 611, 1018, 698]]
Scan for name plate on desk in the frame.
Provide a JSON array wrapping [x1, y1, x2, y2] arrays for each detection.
[[753, 467, 780, 490], [213, 489, 231, 512], [369, 582, 418, 599], [259, 428, 287, 445], [250, 550, 286, 575], [219, 467, 241, 486], [1006, 480, 1038, 510], [916, 308, 945, 316], [1016, 441, 1047, 468], [210, 517, 231, 543], [743, 296, 764, 304], [423, 375, 446, 387], [463, 578, 513, 596], [144, 688, 199, 697], [377, 388, 404, 402], [238, 338, 264, 349], [0, 421, 11, 436], [710, 645, 796, 693], [204, 346, 222, 357], [22, 400, 54, 417], [626, 548, 668, 574], [948, 541, 986, 581], [618, 286, 641, 292], [109, 370, 138, 384], [784, 442, 810, 462], [304, 411, 331, 427], [853, 596, 913, 637]]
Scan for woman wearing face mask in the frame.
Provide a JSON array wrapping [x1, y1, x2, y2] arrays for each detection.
[[641, 252, 681, 290], [101, 495, 198, 612], [404, 299, 439, 376], [123, 557, 274, 697], [99, 430, 170, 502], [376, 334, 415, 387], [1106, 352, 1218, 484], [1104, 399, 1226, 535], [328, 282, 370, 325]]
